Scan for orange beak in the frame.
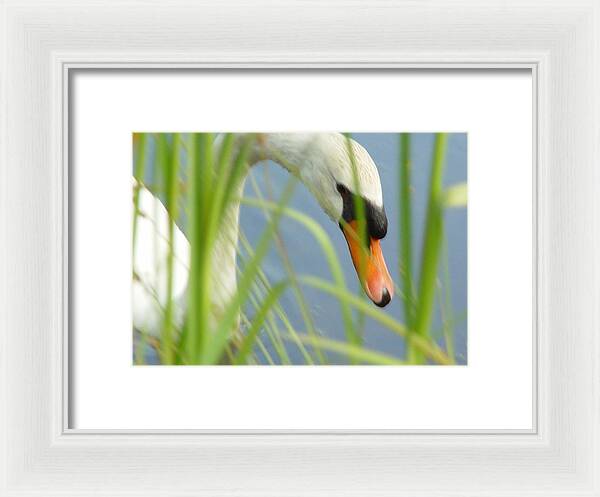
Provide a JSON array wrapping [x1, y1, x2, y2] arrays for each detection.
[[342, 220, 394, 307]]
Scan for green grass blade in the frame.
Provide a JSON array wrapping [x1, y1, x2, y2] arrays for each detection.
[[132, 133, 147, 250], [439, 235, 456, 361], [399, 133, 416, 332], [161, 133, 180, 364], [343, 134, 367, 353], [252, 334, 276, 365], [185, 133, 214, 361], [410, 133, 448, 364], [132, 133, 149, 363], [281, 334, 406, 365], [234, 281, 289, 364]]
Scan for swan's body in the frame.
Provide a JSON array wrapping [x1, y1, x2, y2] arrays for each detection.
[[132, 133, 392, 338], [132, 182, 189, 337]]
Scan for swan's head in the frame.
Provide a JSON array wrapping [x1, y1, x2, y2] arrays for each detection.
[[272, 133, 394, 307]]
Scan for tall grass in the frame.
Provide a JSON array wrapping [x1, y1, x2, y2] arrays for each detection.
[[132, 132, 466, 365], [399, 133, 415, 332], [408, 133, 448, 364]]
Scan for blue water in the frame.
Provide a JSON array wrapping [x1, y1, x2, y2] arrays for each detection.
[[239, 133, 467, 364], [138, 133, 467, 364]]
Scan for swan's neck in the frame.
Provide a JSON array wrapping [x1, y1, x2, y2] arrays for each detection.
[[253, 133, 317, 174], [209, 133, 313, 319], [208, 178, 244, 321]]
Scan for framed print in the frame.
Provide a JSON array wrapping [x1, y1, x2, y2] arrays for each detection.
[[1, 0, 599, 496], [69, 69, 532, 431]]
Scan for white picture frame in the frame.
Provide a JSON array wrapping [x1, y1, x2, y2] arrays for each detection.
[[1, 0, 598, 495]]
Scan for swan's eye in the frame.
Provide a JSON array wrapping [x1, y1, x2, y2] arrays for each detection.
[[336, 182, 387, 240], [336, 183, 350, 197], [336, 183, 355, 223]]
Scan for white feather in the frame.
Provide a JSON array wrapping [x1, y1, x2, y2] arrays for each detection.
[[132, 180, 189, 337]]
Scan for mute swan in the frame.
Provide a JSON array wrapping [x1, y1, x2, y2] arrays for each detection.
[[133, 133, 393, 340]]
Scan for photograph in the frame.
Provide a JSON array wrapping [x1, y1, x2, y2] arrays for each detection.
[[132, 132, 467, 365]]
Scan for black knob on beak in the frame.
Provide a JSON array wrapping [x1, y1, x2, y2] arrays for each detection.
[[376, 287, 391, 307]]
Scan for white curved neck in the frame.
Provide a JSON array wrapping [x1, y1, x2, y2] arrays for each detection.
[[254, 133, 318, 172], [210, 133, 314, 317]]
